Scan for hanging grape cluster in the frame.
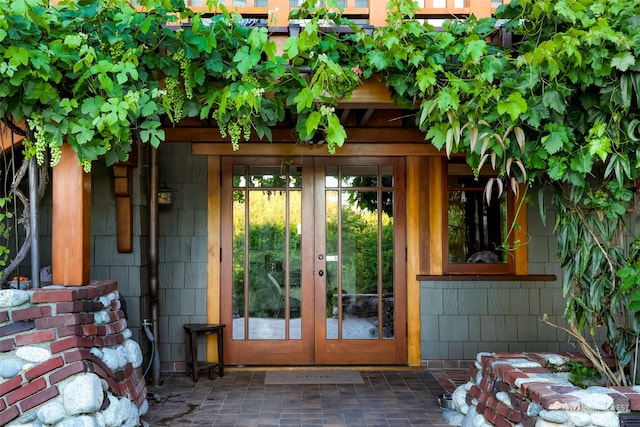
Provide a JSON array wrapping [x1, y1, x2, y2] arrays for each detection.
[[164, 76, 185, 121], [173, 49, 195, 100], [109, 40, 125, 62], [25, 115, 61, 167], [218, 119, 253, 151]]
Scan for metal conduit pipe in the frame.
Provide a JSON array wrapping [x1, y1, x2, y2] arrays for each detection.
[[149, 147, 161, 386], [29, 157, 40, 289]]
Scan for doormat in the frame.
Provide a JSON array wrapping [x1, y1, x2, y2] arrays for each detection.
[[264, 370, 364, 385]]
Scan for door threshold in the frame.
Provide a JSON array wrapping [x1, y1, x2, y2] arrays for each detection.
[[225, 365, 422, 372]]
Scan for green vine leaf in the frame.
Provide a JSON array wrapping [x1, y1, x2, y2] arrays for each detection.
[[497, 92, 527, 121]]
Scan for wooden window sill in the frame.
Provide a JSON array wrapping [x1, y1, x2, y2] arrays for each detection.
[[416, 274, 557, 282]]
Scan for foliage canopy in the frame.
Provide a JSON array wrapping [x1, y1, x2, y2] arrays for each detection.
[[1, 0, 640, 383]]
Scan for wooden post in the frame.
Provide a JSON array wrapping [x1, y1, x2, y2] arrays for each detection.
[[52, 144, 91, 286]]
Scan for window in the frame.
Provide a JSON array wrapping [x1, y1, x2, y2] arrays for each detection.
[[443, 160, 515, 274]]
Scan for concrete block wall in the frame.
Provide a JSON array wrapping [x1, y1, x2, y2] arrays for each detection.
[[420, 199, 573, 361]]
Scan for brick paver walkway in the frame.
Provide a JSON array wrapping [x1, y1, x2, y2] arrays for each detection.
[[141, 369, 461, 426]]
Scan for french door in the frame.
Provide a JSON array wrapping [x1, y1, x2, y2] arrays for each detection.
[[220, 157, 406, 365]]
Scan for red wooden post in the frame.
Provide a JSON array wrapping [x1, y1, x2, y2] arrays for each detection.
[[51, 144, 91, 286]]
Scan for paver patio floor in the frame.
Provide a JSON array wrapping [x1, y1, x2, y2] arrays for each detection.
[[141, 368, 467, 426]]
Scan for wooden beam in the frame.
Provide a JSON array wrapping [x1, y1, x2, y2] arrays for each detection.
[[341, 78, 398, 108], [113, 165, 133, 253], [191, 141, 442, 156], [52, 144, 91, 286], [0, 121, 24, 154], [168, 126, 429, 143], [206, 156, 222, 363], [426, 157, 443, 275], [406, 156, 421, 367]]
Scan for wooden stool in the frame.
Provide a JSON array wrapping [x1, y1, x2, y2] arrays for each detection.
[[183, 323, 225, 382]]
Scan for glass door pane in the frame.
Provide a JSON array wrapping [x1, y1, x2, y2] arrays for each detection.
[[324, 164, 395, 341], [232, 164, 302, 340]]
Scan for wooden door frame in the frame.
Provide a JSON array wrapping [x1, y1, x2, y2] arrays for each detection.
[[218, 156, 315, 365], [312, 157, 407, 365], [202, 145, 425, 367]]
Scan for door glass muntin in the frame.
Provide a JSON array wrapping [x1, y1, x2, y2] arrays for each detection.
[[232, 164, 302, 340], [325, 164, 395, 340]]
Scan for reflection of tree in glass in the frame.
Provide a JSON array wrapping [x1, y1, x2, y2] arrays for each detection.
[[346, 177, 393, 217], [325, 207, 394, 296]]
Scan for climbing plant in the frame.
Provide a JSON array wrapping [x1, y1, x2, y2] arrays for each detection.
[[1, 0, 640, 383]]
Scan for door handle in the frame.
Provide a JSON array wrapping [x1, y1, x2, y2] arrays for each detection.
[[318, 270, 324, 277]]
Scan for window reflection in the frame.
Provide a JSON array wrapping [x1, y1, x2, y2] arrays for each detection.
[[447, 164, 508, 265]]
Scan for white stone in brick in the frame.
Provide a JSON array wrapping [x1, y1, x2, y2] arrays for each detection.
[[0, 358, 25, 378], [589, 411, 619, 427], [122, 328, 133, 340], [540, 354, 568, 366], [515, 376, 562, 388], [120, 397, 140, 427], [90, 348, 103, 359], [453, 384, 469, 414], [95, 411, 106, 427], [571, 390, 613, 411], [527, 402, 542, 417], [586, 386, 613, 394], [16, 345, 51, 363], [442, 409, 464, 426], [475, 352, 495, 363], [123, 339, 143, 369], [138, 398, 149, 416], [101, 348, 119, 371], [99, 296, 111, 308], [116, 345, 128, 369], [11, 410, 37, 424], [0, 289, 30, 307], [473, 413, 491, 427], [55, 415, 100, 427], [496, 391, 512, 407], [62, 373, 104, 416], [539, 409, 569, 424], [503, 360, 542, 368], [461, 404, 478, 427], [101, 395, 124, 427], [37, 400, 66, 425], [566, 411, 592, 426], [94, 312, 103, 325], [535, 420, 566, 427]]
